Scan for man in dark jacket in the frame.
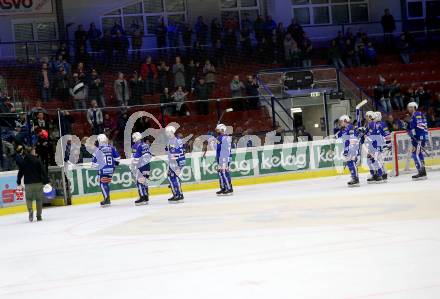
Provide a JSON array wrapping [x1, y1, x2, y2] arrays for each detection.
[[381, 9, 396, 47], [17, 147, 50, 222]]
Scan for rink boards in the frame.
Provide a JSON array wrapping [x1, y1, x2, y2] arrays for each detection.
[[2, 136, 440, 216]]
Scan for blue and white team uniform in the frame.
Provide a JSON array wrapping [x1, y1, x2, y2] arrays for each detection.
[[337, 120, 361, 186], [92, 140, 120, 206], [376, 119, 391, 178], [166, 135, 186, 202], [364, 120, 390, 182], [132, 140, 152, 205], [408, 110, 428, 179], [216, 133, 233, 195]]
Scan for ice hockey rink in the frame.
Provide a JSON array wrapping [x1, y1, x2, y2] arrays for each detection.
[[1, 172, 440, 299]]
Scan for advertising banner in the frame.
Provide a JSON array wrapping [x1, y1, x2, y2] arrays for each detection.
[[0, 171, 22, 207], [0, 0, 53, 16]]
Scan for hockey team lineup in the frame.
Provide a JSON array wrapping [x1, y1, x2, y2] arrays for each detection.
[[58, 97, 431, 209]]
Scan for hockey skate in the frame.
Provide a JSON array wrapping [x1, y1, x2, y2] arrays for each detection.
[[412, 168, 427, 181], [216, 189, 226, 196], [382, 173, 388, 181], [347, 177, 360, 187], [28, 211, 33, 222], [168, 195, 183, 204], [135, 195, 149, 206], [100, 197, 111, 207], [37, 216, 42, 222], [223, 189, 234, 196], [367, 174, 376, 184]]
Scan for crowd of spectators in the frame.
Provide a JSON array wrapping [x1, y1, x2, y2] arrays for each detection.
[[1, 9, 440, 171]]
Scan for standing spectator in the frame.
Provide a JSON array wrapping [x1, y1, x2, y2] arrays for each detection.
[[287, 18, 304, 44], [254, 15, 265, 45], [240, 25, 252, 60], [390, 80, 404, 111], [51, 55, 70, 74], [211, 18, 222, 45], [194, 16, 208, 45], [397, 34, 411, 64], [156, 17, 167, 56], [230, 75, 244, 98], [140, 56, 158, 95], [103, 113, 117, 140], [88, 69, 105, 107], [417, 86, 430, 112], [113, 30, 129, 65], [185, 59, 198, 91], [88, 22, 102, 57], [70, 73, 88, 109], [241, 13, 253, 31], [194, 78, 210, 115], [374, 76, 392, 113], [344, 39, 356, 67], [86, 100, 103, 135], [223, 28, 237, 61], [74, 25, 88, 57], [203, 60, 216, 94], [16, 147, 50, 222], [172, 86, 189, 116], [114, 72, 130, 106], [111, 21, 125, 35], [54, 66, 70, 101], [167, 19, 180, 50], [131, 21, 144, 61], [129, 71, 144, 105], [160, 87, 174, 116], [328, 40, 345, 70], [283, 33, 297, 65], [35, 129, 54, 170], [230, 75, 245, 111], [182, 22, 193, 55], [172, 56, 186, 88], [34, 112, 49, 132], [300, 32, 312, 67], [381, 9, 396, 48], [213, 39, 225, 66], [264, 15, 277, 39], [37, 63, 52, 102], [101, 30, 114, 66], [157, 60, 170, 91], [244, 75, 260, 110], [130, 21, 144, 61]]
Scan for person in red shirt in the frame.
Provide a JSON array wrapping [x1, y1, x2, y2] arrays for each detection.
[[140, 56, 158, 95]]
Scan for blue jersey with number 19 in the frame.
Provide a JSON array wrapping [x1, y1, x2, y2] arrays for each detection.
[[92, 144, 121, 176]]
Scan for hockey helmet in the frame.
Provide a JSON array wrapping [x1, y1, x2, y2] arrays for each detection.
[[43, 184, 56, 199]]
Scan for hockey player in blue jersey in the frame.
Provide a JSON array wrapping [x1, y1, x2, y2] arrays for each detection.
[[337, 115, 361, 187], [92, 134, 121, 207], [165, 126, 186, 203], [131, 132, 152, 206], [215, 124, 233, 196], [364, 114, 385, 184], [407, 102, 428, 180], [373, 111, 391, 181]]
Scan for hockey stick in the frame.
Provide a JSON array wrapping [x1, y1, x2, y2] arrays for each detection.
[[355, 99, 368, 167]]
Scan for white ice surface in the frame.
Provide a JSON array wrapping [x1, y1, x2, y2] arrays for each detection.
[[1, 172, 440, 299]]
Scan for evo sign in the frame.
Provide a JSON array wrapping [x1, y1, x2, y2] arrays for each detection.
[[0, 0, 53, 15]]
